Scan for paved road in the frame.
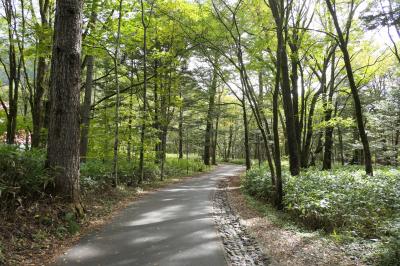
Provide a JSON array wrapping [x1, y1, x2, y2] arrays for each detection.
[[55, 164, 244, 266]]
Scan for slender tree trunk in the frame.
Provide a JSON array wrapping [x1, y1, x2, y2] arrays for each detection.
[[46, 0, 83, 215], [326, 0, 373, 175], [112, 0, 123, 186], [322, 52, 336, 170], [242, 97, 251, 170], [203, 67, 217, 165], [80, 55, 94, 162], [226, 124, 233, 161], [127, 60, 135, 162], [139, 0, 149, 183], [153, 59, 160, 161], [31, 0, 50, 148], [337, 126, 345, 165], [273, 40, 283, 209], [79, 2, 98, 161], [2, 0, 20, 145], [32, 57, 47, 147], [178, 104, 184, 159], [279, 35, 300, 175], [212, 92, 221, 165], [290, 39, 301, 153]]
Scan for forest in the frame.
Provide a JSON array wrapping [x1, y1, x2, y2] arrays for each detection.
[[0, 0, 399, 265]]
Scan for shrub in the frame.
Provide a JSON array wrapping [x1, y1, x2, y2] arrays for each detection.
[[284, 168, 400, 236], [243, 165, 400, 239], [0, 144, 51, 208], [242, 165, 275, 201], [375, 220, 400, 265]]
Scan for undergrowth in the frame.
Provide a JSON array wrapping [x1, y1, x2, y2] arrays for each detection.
[[242, 164, 400, 264]]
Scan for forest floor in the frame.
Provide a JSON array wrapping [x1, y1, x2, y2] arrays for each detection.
[[0, 168, 214, 266], [224, 175, 366, 266]]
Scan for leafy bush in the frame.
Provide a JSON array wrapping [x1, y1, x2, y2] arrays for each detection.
[[284, 168, 400, 236], [242, 165, 275, 201], [0, 144, 51, 207], [243, 165, 400, 239], [375, 222, 400, 265]]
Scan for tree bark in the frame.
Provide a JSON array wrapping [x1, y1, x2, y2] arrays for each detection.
[[242, 97, 251, 170], [46, 0, 83, 214]]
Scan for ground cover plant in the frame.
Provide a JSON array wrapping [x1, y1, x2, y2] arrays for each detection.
[[243, 164, 400, 264]]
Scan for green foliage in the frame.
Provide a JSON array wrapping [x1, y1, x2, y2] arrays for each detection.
[[0, 144, 51, 207], [284, 167, 400, 237], [244, 165, 400, 239], [64, 212, 80, 235], [374, 220, 400, 265], [229, 158, 246, 165], [164, 157, 205, 177], [242, 165, 275, 201], [80, 156, 206, 190]]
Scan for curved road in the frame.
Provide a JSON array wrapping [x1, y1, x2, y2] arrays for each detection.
[[56, 164, 244, 266]]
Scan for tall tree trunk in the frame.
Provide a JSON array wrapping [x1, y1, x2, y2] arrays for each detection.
[[153, 59, 160, 161], [46, 0, 83, 215], [80, 55, 94, 162], [31, 0, 50, 148], [242, 97, 251, 170], [226, 124, 233, 161], [268, 0, 300, 176], [271, 37, 283, 208], [211, 92, 221, 165], [325, 0, 373, 175], [289, 38, 301, 153], [279, 34, 300, 176], [139, 0, 149, 183], [112, 0, 123, 186], [178, 104, 184, 159], [300, 91, 321, 167], [322, 52, 336, 170], [127, 60, 135, 162], [79, 1, 98, 161], [2, 0, 20, 145], [203, 67, 217, 165]]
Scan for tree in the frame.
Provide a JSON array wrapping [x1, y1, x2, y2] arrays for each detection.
[[203, 65, 218, 165], [325, 0, 373, 175], [46, 0, 84, 215], [0, 0, 22, 145], [80, 0, 100, 161]]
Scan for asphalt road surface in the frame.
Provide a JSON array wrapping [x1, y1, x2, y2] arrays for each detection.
[[55, 164, 244, 266]]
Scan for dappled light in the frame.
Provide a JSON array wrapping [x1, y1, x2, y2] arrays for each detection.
[[1, 0, 399, 264]]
